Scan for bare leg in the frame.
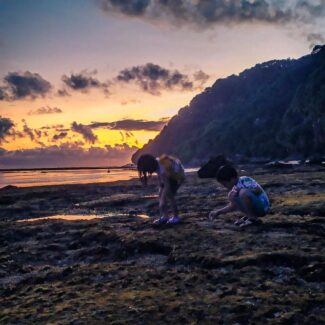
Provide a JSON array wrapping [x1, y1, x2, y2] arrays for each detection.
[[238, 189, 259, 220], [228, 191, 245, 213], [164, 179, 179, 217], [227, 190, 260, 226], [159, 186, 169, 217], [226, 197, 246, 225], [168, 193, 178, 217]]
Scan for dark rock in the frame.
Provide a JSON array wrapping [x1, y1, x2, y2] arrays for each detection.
[[1, 165, 325, 324], [305, 156, 325, 166]]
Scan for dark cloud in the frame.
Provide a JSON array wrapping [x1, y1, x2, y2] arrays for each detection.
[[17, 120, 48, 144], [88, 122, 113, 129], [125, 131, 134, 139], [22, 119, 35, 141], [0, 117, 14, 142], [89, 118, 169, 131], [98, 0, 325, 26], [35, 139, 46, 147], [28, 106, 63, 116], [8, 129, 25, 140], [0, 143, 137, 168], [34, 129, 42, 138], [119, 131, 125, 142], [117, 63, 208, 95], [3, 121, 70, 145], [71, 122, 98, 144], [40, 124, 65, 130], [61, 70, 109, 95], [1, 71, 52, 100], [98, 0, 325, 44], [100, 0, 150, 16], [52, 132, 68, 141]]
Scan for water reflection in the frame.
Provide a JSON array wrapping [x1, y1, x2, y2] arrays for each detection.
[[18, 213, 150, 222], [18, 214, 104, 222], [135, 214, 150, 219], [0, 168, 197, 188], [0, 168, 137, 188]]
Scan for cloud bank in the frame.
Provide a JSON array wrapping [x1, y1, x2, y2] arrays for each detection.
[[28, 106, 63, 116], [89, 118, 169, 131], [0, 71, 52, 100], [0, 144, 137, 168], [116, 63, 209, 95], [0, 66, 208, 100], [0, 117, 14, 142], [22, 119, 35, 141], [52, 132, 68, 141], [61, 70, 110, 95], [98, 0, 325, 26], [98, 0, 325, 44], [71, 122, 98, 144]]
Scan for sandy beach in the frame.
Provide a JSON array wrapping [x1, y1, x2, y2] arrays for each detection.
[[1, 164, 325, 324]]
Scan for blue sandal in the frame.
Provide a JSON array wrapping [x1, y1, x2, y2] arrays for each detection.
[[153, 216, 168, 225], [167, 216, 181, 225]]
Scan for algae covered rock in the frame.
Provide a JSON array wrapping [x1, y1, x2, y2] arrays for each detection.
[[0, 165, 325, 324]]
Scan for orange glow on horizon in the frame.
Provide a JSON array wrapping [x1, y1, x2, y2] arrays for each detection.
[[0, 83, 198, 152], [3, 127, 161, 151]]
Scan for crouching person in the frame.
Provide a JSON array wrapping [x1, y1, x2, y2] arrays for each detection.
[[137, 154, 185, 225], [209, 164, 270, 227]]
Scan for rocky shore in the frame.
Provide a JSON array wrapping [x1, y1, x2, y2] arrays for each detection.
[[1, 165, 325, 324]]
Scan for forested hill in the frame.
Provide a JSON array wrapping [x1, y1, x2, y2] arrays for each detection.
[[132, 45, 325, 165]]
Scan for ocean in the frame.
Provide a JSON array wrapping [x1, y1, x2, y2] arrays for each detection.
[[0, 167, 199, 188], [0, 168, 138, 188]]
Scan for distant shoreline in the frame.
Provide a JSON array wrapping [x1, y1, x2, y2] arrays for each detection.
[[0, 166, 136, 172]]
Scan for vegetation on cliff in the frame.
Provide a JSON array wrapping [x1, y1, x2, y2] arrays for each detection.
[[133, 45, 325, 164]]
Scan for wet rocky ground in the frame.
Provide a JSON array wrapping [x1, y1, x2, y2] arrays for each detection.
[[0, 165, 325, 324]]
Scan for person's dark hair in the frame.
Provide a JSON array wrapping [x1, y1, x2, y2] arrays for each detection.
[[216, 164, 238, 182], [137, 154, 159, 185]]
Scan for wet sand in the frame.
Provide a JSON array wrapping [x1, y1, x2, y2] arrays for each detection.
[[1, 165, 325, 324]]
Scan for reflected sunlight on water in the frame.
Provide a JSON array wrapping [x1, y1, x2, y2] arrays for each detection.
[[0, 168, 138, 188], [0, 168, 197, 188], [17, 214, 104, 222], [17, 213, 150, 222]]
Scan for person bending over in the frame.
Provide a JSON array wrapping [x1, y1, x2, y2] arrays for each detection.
[[137, 154, 185, 225]]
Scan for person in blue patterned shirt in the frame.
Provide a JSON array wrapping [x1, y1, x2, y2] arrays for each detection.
[[209, 164, 270, 227]]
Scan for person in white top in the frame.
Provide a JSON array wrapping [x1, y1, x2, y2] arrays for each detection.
[[209, 164, 270, 227]]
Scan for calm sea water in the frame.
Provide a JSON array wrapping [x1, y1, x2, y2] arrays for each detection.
[[0, 168, 138, 188], [0, 168, 198, 188]]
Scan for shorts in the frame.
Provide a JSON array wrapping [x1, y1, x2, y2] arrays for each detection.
[[234, 191, 270, 217]]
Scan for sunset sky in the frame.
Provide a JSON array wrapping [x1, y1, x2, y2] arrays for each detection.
[[0, 0, 324, 168]]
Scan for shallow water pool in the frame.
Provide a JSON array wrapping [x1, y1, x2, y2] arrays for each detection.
[[17, 213, 150, 222]]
